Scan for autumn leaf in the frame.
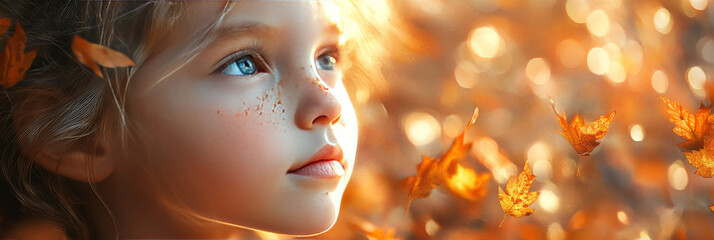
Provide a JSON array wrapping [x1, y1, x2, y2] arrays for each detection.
[[552, 100, 615, 156], [498, 161, 538, 228], [445, 164, 490, 201], [660, 96, 714, 151], [681, 136, 714, 178], [71, 35, 134, 78], [406, 108, 486, 213], [0, 18, 10, 35], [710, 205, 714, 213], [0, 20, 36, 89]]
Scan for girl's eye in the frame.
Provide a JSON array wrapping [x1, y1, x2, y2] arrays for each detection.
[[221, 55, 260, 76], [316, 51, 338, 71]]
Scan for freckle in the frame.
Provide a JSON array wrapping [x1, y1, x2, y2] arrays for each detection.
[[259, 111, 263, 116], [217, 110, 220, 115], [282, 109, 285, 113]]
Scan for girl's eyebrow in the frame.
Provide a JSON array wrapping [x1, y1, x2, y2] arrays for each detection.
[[212, 21, 277, 45]]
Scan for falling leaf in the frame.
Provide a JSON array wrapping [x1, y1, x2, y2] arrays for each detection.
[[71, 35, 134, 78], [552, 100, 615, 156], [682, 137, 714, 178], [0, 20, 36, 88], [660, 97, 714, 151], [498, 161, 538, 228], [445, 164, 490, 201], [710, 205, 714, 213], [406, 108, 486, 213]]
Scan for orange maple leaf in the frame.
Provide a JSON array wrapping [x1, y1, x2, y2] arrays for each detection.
[[405, 108, 487, 213], [71, 35, 134, 78], [0, 20, 36, 88], [498, 161, 538, 228], [552, 100, 615, 156], [660, 96, 714, 151], [681, 136, 714, 178]]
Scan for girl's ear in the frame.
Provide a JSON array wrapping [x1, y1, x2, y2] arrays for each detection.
[[13, 94, 114, 183]]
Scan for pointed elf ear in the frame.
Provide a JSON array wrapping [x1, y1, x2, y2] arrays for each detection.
[[13, 94, 113, 183]]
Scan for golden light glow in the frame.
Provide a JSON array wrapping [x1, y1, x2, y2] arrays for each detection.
[[443, 114, 464, 138], [690, 0, 709, 11], [547, 223, 566, 240], [668, 160, 689, 190], [687, 66, 707, 90], [617, 211, 629, 225], [586, 9, 611, 37], [425, 219, 440, 236], [455, 60, 479, 88], [698, 37, 714, 64], [566, 0, 591, 23], [587, 47, 610, 75], [607, 61, 626, 83], [469, 26, 502, 58], [637, 230, 652, 240], [653, 7, 672, 34], [472, 137, 516, 184], [557, 39, 585, 68], [651, 70, 669, 93], [526, 58, 551, 85], [539, 189, 560, 213], [629, 124, 644, 142], [403, 112, 441, 146]]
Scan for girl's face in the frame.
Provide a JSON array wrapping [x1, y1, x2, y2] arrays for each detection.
[[117, 2, 357, 235]]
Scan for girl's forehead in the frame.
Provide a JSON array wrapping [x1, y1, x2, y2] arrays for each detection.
[[155, 1, 339, 61]]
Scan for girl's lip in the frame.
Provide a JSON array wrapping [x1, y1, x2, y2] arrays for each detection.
[[287, 160, 345, 178], [287, 144, 345, 176]]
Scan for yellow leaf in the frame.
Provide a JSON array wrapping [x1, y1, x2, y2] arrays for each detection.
[[498, 161, 539, 228], [682, 138, 714, 178]]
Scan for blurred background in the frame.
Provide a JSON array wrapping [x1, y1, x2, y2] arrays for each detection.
[[310, 0, 714, 239]]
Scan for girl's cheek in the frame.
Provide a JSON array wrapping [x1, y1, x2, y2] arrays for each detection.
[[215, 84, 287, 127]]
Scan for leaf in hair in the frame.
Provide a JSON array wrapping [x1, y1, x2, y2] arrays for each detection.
[[71, 35, 135, 78], [0, 21, 36, 88]]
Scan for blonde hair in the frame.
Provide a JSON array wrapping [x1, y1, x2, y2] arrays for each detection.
[[0, 1, 188, 238]]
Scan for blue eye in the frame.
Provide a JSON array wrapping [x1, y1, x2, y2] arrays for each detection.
[[316, 52, 337, 71], [222, 55, 259, 75]]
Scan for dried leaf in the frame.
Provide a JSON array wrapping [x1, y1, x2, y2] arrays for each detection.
[[406, 108, 483, 212], [71, 35, 134, 78], [660, 96, 714, 151], [0, 18, 11, 35], [682, 136, 714, 178], [0, 21, 36, 88], [552, 100, 615, 156], [498, 161, 538, 228]]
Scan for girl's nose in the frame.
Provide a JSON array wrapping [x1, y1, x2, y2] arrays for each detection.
[[295, 76, 342, 130]]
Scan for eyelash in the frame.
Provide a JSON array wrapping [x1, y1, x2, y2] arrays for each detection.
[[215, 45, 341, 76], [216, 48, 269, 75]]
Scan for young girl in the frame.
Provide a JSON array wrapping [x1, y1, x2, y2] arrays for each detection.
[[0, 1, 384, 238]]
